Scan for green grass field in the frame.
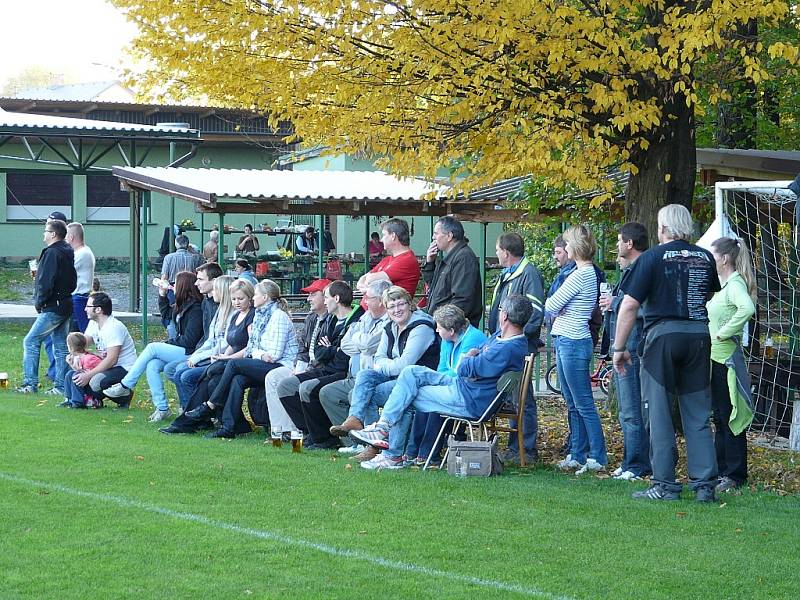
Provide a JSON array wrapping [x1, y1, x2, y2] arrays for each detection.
[[1, 324, 799, 598]]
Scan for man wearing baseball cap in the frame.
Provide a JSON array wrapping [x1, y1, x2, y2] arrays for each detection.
[[263, 278, 332, 439]]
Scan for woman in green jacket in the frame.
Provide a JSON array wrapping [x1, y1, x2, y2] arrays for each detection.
[[707, 237, 757, 494]]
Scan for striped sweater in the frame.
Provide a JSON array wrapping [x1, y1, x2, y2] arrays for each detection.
[[545, 265, 597, 339]]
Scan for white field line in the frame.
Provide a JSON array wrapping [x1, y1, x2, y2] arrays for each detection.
[[1, 471, 574, 600]]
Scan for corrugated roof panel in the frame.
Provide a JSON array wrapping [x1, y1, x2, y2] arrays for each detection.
[[112, 167, 447, 202], [0, 107, 199, 135]]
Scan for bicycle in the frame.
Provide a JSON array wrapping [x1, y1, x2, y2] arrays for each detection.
[[545, 355, 613, 397]]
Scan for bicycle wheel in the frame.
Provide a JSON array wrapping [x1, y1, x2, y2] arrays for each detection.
[[545, 363, 561, 394], [599, 366, 613, 396]]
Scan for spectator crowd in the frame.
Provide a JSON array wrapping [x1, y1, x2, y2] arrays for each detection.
[[17, 208, 756, 502]]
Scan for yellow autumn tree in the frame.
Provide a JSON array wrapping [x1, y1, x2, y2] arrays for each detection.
[[113, 0, 798, 233]]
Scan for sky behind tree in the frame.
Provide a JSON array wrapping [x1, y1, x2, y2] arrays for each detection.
[[0, 0, 135, 89]]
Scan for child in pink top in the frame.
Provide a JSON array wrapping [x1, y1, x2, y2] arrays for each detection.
[[66, 332, 103, 407]]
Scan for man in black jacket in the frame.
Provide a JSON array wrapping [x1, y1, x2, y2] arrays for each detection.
[[422, 216, 483, 326], [18, 219, 77, 395]]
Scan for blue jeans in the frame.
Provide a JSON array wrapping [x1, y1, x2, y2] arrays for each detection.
[[121, 342, 187, 410], [380, 366, 463, 456], [164, 359, 207, 409], [63, 369, 98, 407], [350, 370, 401, 456], [554, 336, 607, 465], [349, 370, 391, 428], [614, 351, 651, 476], [23, 311, 71, 392], [72, 293, 90, 333], [45, 335, 57, 382]]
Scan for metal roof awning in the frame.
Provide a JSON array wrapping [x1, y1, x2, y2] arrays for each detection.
[[0, 107, 201, 140], [112, 166, 527, 222]]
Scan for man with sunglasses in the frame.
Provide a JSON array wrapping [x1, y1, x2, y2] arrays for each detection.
[[17, 219, 77, 395]]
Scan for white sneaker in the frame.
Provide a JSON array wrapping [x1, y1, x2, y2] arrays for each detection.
[[338, 444, 365, 455], [575, 459, 606, 475], [148, 408, 173, 422], [360, 453, 404, 470], [612, 466, 624, 477], [104, 383, 131, 398], [557, 454, 581, 470], [614, 470, 641, 481]]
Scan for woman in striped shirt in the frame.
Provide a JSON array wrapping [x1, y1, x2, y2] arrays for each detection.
[[544, 225, 608, 474]]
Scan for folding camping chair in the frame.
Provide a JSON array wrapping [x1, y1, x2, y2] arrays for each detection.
[[422, 369, 521, 471]]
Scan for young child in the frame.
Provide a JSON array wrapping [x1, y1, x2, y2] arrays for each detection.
[[66, 332, 103, 408]]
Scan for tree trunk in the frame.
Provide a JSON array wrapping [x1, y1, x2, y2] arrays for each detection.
[[625, 97, 696, 246]]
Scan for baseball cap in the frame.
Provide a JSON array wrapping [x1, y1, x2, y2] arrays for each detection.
[[47, 211, 68, 222], [300, 278, 332, 294]]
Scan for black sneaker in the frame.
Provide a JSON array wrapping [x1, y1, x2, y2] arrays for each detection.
[[632, 484, 681, 501], [695, 485, 717, 503]]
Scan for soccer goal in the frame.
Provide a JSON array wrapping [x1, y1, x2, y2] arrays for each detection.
[[708, 181, 800, 450]]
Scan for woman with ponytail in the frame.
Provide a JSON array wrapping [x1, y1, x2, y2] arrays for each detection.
[[182, 279, 298, 438], [707, 237, 757, 493]]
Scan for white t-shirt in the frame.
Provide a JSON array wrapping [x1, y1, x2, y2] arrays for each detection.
[[73, 245, 96, 295], [85, 316, 137, 371]]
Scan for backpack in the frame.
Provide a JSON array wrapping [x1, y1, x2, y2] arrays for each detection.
[[588, 264, 606, 348]]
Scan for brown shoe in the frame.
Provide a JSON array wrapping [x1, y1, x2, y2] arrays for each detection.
[[329, 416, 364, 438], [352, 445, 379, 462]]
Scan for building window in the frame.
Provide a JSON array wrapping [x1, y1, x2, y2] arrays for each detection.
[[5, 172, 72, 221], [86, 175, 130, 221]]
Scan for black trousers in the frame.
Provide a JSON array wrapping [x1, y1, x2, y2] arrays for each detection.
[[279, 368, 345, 444], [710, 360, 748, 483], [171, 361, 228, 432], [209, 358, 281, 434]]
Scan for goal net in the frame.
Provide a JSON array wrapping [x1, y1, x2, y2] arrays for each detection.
[[709, 181, 800, 449]]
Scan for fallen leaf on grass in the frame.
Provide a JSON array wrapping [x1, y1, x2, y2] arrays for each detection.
[[344, 463, 352, 470], [735, 528, 743, 533], [135, 455, 145, 461], [676, 512, 687, 519]]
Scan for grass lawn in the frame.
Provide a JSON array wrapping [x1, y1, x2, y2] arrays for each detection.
[[1, 325, 799, 599]]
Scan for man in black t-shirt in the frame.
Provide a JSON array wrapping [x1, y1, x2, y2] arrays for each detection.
[[613, 204, 720, 503]]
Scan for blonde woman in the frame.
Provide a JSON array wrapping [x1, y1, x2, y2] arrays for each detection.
[[186, 279, 299, 438], [708, 237, 757, 493], [544, 225, 607, 474], [160, 279, 255, 434]]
